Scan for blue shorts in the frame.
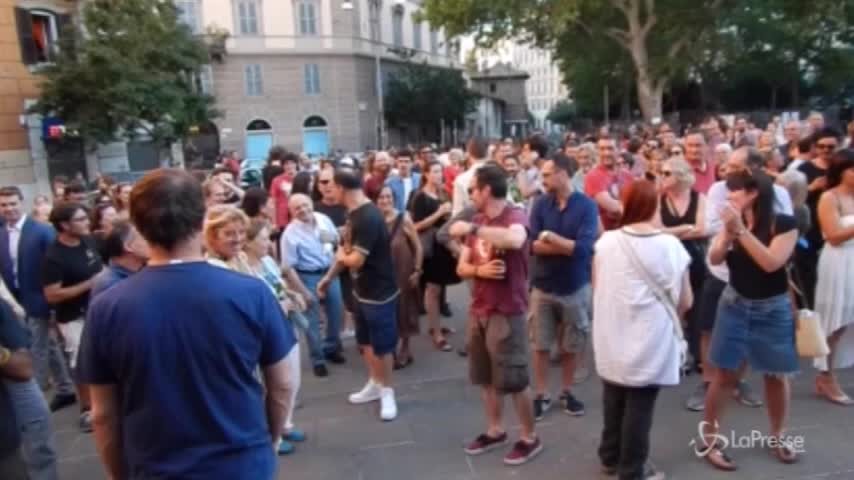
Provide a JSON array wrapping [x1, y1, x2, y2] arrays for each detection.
[[355, 296, 399, 356], [709, 287, 799, 376]]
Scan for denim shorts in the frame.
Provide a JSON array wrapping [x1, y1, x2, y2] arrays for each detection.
[[354, 296, 399, 356], [708, 287, 799, 375]]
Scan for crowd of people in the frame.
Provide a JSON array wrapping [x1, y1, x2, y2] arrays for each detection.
[[0, 112, 853, 480]]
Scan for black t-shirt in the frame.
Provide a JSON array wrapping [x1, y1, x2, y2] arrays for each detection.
[[726, 214, 797, 299], [41, 237, 103, 323], [0, 300, 28, 455], [348, 202, 398, 302], [315, 201, 348, 227], [797, 162, 827, 254]]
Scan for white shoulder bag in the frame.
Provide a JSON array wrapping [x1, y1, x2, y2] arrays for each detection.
[[616, 229, 689, 369]]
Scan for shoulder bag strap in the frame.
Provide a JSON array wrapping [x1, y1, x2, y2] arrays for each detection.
[[390, 212, 405, 242], [616, 230, 685, 342]]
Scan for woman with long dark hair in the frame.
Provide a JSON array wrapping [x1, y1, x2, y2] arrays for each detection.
[[291, 171, 315, 198], [814, 149, 854, 405], [409, 161, 459, 351], [702, 169, 800, 470]]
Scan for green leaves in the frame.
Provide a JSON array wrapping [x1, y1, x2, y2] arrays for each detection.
[[384, 62, 476, 132], [32, 0, 217, 147]]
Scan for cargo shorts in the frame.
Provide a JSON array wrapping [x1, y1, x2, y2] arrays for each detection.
[[467, 314, 529, 394], [528, 285, 591, 354]]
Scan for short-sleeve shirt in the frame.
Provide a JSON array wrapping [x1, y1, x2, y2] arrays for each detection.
[[41, 237, 102, 323], [349, 202, 398, 303], [314, 201, 348, 227], [467, 205, 530, 317], [584, 164, 633, 230], [727, 214, 797, 299], [77, 262, 295, 479], [529, 192, 598, 296], [691, 157, 717, 194], [0, 300, 29, 455]]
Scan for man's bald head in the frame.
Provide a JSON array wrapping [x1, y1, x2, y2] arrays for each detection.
[[288, 193, 314, 222]]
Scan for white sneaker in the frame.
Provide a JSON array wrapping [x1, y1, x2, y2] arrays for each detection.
[[341, 328, 356, 339], [379, 387, 397, 421], [348, 379, 381, 404]]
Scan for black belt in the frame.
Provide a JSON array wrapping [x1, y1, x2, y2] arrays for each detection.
[[296, 268, 329, 275]]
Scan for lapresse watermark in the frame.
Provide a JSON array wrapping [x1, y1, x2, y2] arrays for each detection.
[[689, 421, 806, 457]]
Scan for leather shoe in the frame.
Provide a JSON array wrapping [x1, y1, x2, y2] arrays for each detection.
[[325, 351, 346, 364], [50, 393, 77, 412]]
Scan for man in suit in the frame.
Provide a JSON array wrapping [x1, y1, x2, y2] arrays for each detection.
[[0, 186, 75, 411], [385, 149, 421, 213]]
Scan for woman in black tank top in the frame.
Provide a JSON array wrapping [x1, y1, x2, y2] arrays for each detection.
[[657, 158, 709, 373]]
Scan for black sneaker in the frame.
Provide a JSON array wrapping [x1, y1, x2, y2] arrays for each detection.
[[440, 303, 453, 318], [313, 364, 329, 377], [325, 351, 346, 364], [49, 393, 77, 412], [561, 391, 586, 416], [533, 395, 552, 421]]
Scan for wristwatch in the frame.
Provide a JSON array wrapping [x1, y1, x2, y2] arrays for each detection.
[[539, 231, 550, 242]]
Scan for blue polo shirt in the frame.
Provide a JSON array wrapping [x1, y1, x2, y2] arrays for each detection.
[[529, 191, 598, 295]]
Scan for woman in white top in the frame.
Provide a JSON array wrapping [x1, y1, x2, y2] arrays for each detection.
[[814, 151, 854, 405], [593, 179, 693, 480]]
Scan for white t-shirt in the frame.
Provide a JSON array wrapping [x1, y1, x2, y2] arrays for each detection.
[[593, 229, 690, 387]]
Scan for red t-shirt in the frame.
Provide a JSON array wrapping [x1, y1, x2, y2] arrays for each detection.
[[363, 173, 387, 203], [269, 173, 294, 229], [467, 205, 530, 318], [443, 165, 459, 198], [691, 157, 717, 194], [584, 164, 633, 231]]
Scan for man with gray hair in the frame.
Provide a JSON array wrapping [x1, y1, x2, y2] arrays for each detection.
[[281, 193, 345, 377]]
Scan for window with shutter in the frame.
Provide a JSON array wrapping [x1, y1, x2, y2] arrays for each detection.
[[15, 8, 38, 65]]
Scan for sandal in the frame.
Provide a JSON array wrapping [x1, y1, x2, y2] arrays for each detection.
[[770, 442, 799, 464], [393, 356, 414, 370], [433, 337, 452, 352], [699, 440, 737, 471], [816, 377, 854, 406]]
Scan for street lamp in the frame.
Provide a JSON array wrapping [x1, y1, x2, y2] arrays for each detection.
[[342, 0, 405, 149]]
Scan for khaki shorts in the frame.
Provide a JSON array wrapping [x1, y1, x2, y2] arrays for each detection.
[[57, 318, 85, 370], [528, 286, 591, 353], [467, 314, 529, 393]]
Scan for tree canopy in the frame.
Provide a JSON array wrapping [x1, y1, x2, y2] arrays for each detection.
[[384, 62, 477, 136], [422, 0, 854, 121], [32, 0, 218, 148]]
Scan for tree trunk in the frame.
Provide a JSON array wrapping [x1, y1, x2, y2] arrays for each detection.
[[791, 66, 800, 109], [636, 73, 664, 122]]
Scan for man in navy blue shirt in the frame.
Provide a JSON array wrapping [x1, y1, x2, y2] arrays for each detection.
[[78, 169, 296, 480], [528, 153, 598, 420]]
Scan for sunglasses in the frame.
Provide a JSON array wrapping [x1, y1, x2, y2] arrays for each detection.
[[816, 143, 836, 150]]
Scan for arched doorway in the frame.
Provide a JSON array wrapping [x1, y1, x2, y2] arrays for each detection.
[[302, 115, 329, 157], [245, 119, 273, 166]]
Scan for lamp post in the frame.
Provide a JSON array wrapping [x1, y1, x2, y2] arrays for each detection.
[[342, 0, 399, 149]]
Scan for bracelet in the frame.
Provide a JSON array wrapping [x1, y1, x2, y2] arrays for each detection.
[[0, 347, 10, 366]]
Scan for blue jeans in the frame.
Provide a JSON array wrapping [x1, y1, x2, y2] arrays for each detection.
[[298, 272, 343, 366], [4, 379, 58, 480], [25, 316, 74, 396]]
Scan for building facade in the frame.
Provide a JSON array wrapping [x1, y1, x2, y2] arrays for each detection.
[[510, 42, 569, 133], [189, 0, 459, 164], [467, 63, 529, 140]]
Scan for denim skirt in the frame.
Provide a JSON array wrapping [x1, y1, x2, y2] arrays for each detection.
[[709, 286, 799, 375]]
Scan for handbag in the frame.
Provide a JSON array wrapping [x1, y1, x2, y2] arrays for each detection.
[[787, 269, 830, 358], [616, 230, 689, 369]]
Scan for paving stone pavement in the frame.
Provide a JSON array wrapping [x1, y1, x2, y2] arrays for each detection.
[[52, 286, 854, 480]]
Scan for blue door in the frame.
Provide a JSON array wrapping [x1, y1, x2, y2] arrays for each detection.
[[245, 132, 273, 164], [302, 129, 329, 157]]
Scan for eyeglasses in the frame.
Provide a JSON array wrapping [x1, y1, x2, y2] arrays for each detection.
[[816, 143, 836, 150]]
